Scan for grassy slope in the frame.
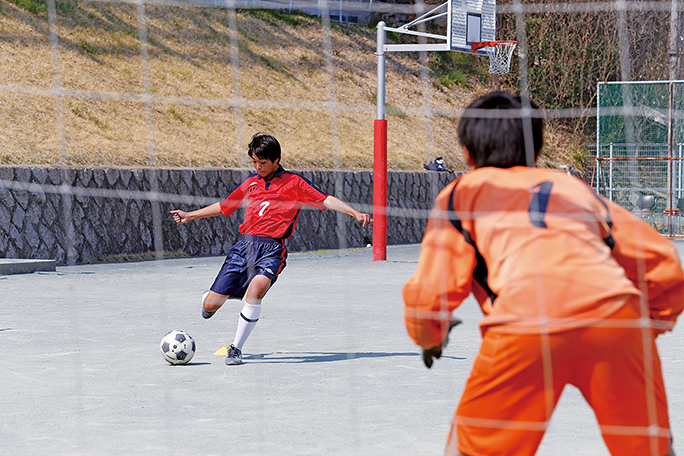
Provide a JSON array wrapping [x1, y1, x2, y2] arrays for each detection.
[[0, 0, 575, 171]]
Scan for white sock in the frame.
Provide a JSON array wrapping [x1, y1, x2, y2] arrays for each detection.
[[232, 301, 261, 350]]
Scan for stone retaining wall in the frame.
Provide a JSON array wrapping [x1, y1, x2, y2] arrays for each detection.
[[0, 166, 455, 264]]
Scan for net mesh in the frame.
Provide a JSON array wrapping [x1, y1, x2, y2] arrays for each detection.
[[482, 41, 517, 75], [1, 0, 682, 455]]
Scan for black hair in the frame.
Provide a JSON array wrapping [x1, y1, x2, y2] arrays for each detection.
[[457, 91, 544, 169], [248, 133, 281, 162]]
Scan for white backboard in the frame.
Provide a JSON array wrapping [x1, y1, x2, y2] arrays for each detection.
[[449, 0, 497, 53]]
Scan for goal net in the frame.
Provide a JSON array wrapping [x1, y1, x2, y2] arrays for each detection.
[[1, 0, 682, 455]]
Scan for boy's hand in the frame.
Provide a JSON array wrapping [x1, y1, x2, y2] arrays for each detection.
[[355, 212, 373, 227], [421, 346, 443, 368], [422, 318, 463, 368], [170, 210, 189, 224]]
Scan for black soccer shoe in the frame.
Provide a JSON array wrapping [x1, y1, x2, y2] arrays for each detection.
[[225, 344, 243, 365]]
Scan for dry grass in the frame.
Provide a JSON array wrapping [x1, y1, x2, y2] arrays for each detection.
[[0, 0, 583, 171]]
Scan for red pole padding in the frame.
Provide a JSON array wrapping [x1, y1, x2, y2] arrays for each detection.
[[373, 119, 388, 261]]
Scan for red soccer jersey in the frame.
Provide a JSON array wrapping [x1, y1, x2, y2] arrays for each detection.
[[219, 166, 328, 239]]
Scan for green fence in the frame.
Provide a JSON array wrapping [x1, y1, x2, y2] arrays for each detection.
[[596, 81, 684, 237]]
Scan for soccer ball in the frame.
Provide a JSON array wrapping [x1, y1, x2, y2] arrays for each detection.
[[160, 330, 196, 365]]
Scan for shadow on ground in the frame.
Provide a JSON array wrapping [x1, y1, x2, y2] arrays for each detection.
[[240, 351, 466, 363]]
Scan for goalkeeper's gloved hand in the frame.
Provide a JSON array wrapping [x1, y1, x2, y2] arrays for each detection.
[[421, 345, 443, 368], [421, 318, 462, 369]]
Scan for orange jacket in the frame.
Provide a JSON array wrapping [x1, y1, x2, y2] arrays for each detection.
[[403, 167, 684, 349]]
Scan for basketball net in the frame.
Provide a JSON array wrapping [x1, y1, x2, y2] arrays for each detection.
[[472, 41, 517, 75]]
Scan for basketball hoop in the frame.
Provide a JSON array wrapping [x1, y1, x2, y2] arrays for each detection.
[[471, 41, 517, 75]]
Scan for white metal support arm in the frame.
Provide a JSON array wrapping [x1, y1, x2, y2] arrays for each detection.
[[381, 1, 450, 53]]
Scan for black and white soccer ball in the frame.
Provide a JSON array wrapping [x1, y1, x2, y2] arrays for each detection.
[[160, 330, 196, 365]]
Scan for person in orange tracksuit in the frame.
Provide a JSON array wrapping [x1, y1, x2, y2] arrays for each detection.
[[403, 91, 684, 456]]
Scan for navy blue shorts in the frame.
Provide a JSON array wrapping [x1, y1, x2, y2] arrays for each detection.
[[210, 235, 287, 299]]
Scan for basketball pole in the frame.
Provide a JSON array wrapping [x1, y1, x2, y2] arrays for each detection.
[[372, 3, 500, 261], [373, 8, 450, 262], [373, 21, 388, 261]]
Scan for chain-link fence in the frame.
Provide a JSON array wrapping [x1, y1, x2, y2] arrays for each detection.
[[596, 81, 684, 237]]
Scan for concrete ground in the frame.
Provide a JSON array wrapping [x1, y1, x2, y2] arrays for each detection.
[[1, 243, 683, 456]]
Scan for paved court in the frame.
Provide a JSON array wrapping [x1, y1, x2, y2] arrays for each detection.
[[2, 243, 683, 456]]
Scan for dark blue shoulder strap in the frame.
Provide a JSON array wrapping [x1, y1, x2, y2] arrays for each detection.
[[447, 181, 498, 305], [590, 192, 615, 249]]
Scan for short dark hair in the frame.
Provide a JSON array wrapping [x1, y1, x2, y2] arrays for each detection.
[[457, 91, 544, 169], [248, 133, 281, 162]]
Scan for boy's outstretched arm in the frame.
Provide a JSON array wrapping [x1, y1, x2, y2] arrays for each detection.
[[170, 202, 222, 224], [323, 196, 373, 226]]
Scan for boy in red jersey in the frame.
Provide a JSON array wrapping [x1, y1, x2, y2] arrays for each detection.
[[403, 92, 683, 456], [171, 133, 371, 365]]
